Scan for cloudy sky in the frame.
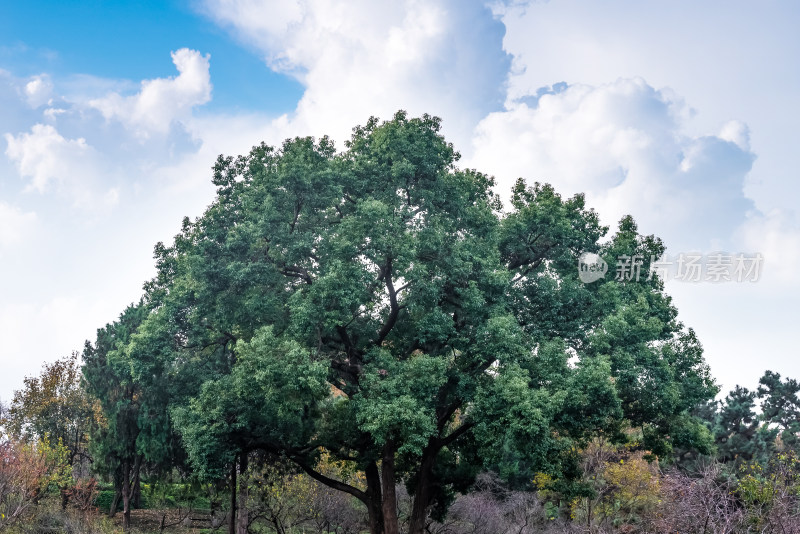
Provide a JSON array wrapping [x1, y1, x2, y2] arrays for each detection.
[[1, 0, 798, 401]]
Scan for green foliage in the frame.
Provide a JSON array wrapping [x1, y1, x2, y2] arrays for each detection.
[[34, 435, 73, 493], [714, 385, 776, 465], [355, 349, 450, 457], [82, 111, 719, 532], [172, 326, 330, 480], [758, 371, 800, 450], [93, 490, 121, 513], [698, 370, 800, 470], [731, 452, 800, 531], [82, 302, 148, 479]]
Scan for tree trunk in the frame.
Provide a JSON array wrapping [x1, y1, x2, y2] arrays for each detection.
[[109, 489, 121, 518], [229, 459, 237, 534], [122, 460, 131, 533], [62, 446, 76, 510], [210, 483, 222, 527], [132, 459, 142, 509], [408, 446, 437, 534], [381, 442, 399, 534], [365, 461, 384, 534], [237, 452, 249, 534]]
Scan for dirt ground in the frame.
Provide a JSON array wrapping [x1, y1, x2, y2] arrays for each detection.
[[108, 508, 221, 533]]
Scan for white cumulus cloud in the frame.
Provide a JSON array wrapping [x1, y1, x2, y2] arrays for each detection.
[[469, 78, 755, 252], [198, 0, 510, 148], [89, 48, 212, 137], [5, 124, 94, 193], [23, 74, 53, 108], [4, 123, 116, 208]]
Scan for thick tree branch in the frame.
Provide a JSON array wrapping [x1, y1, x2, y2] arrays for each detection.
[[506, 234, 555, 272], [376, 257, 401, 344], [436, 399, 463, 432], [280, 265, 313, 285], [289, 200, 303, 233], [294, 459, 369, 505], [336, 326, 357, 358], [437, 422, 475, 450]]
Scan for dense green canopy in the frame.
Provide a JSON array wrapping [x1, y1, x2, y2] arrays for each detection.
[[83, 112, 717, 534]]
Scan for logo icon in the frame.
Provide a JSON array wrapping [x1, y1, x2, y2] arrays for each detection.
[[578, 252, 608, 283]]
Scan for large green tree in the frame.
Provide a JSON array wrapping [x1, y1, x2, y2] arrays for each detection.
[[118, 112, 716, 534]]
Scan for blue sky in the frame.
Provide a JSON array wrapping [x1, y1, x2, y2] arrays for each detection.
[[0, 1, 303, 112], [1, 0, 799, 402]]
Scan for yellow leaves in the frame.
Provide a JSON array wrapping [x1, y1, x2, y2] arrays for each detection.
[[28, 434, 73, 490], [603, 453, 661, 508], [568, 498, 580, 520], [532, 472, 554, 491], [316, 447, 366, 491], [90, 398, 107, 428], [571, 440, 663, 528], [736, 461, 784, 506]]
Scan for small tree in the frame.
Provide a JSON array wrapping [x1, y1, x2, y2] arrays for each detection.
[[7, 353, 96, 471]]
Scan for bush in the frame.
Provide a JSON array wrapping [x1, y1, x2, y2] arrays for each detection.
[[92, 490, 120, 513], [0, 437, 72, 529], [65, 478, 99, 513]]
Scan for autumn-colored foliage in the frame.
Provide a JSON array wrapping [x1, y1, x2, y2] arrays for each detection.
[[0, 436, 72, 528]]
